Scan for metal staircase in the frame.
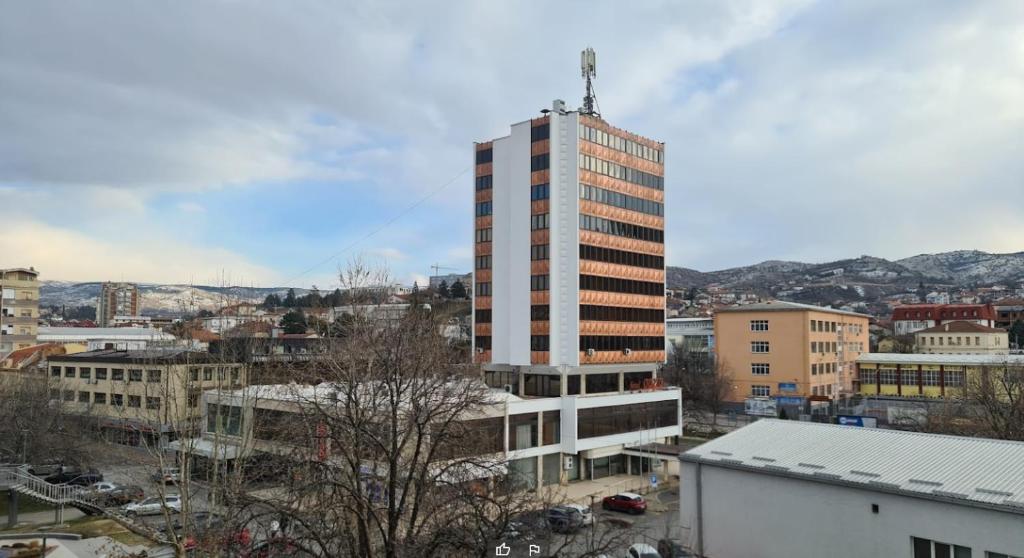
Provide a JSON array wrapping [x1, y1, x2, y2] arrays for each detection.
[[0, 466, 105, 517]]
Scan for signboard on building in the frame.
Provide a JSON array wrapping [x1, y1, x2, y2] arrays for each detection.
[[776, 396, 804, 406], [837, 415, 878, 428], [778, 382, 798, 393], [650, 474, 658, 488], [745, 397, 777, 417]]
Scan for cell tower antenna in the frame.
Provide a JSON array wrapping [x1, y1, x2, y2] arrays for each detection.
[[580, 47, 600, 118]]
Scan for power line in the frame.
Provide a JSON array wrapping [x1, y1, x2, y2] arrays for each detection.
[[279, 165, 471, 288]]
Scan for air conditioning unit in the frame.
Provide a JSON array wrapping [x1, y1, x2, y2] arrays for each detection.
[[623, 348, 632, 355], [586, 348, 595, 356], [503, 384, 514, 393], [476, 347, 484, 354], [563, 456, 574, 470]]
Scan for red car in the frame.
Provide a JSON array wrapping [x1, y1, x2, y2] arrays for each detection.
[[602, 492, 647, 514]]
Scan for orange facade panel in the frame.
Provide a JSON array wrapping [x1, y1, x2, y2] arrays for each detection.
[[531, 140, 550, 156], [531, 292, 550, 305], [579, 140, 663, 177], [531, 199, 549, 214], [476, 242, 492, 256], [579, 115, 662, 151], [475, 296, 491, 310], [531, 170, 550, 185], [579, 290, 664, 309], [476, 162, 492, 176], [530, 321, 550, 335], [475, 270, 492, 283], [475, 189, 492, 203], [580, 171, 664, 203], [474, 350, 491, 365], [531, 260, 550, 274], [579, 260, 664, 283], [531, 351, 550, 365], [579, 350, 665, 365], [475, 323, 492, 336], [579, 230, 664, 256], [579, 200, 663, 230], [579, 321, 665, 336], [531, 230, 550, 244], [476, 216, 492, 229]]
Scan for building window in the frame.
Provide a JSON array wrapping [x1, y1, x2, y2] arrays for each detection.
[[812, 364, 818, 376], [751, 363, 770, 376], [879, 369, 898, 385], [475, 255, 492, 269], [78, 391, 90, 403], [475, 175, 493, 191], [531, 183, 549, 201], [578, 400, 677, 439], [531, 153, 549, 171], [578, 153, 663, 190], [147, 369, 162, 383], [579, 214, 663, 243], [187, 389, 201, 408], [476, 201, 492, 217], [127, 395, 141, 408], [579, 244, 664, 270], [475, 309, 492, 323], [945, 370, 965, 387], [531, 213, 549, 230], [923, 371, 940, 386], [189, 367, 200, 382], [579, 336, 665, 352], [203, 367, 212, 381], [751, 385, 771, 397], [542, 410, 560, 444], [579, 184, 663, 217], [64, 367, 75, 378], [207, 404, 244, 437], [111, 369, 124, 381], [475, 228, 492, 243], [79, 367, 91, 379], [111, 394, 123, 407], [531, 305, 549, 321], [476, 282, 491, 296], [751, 341, 770, 353], [531, 244, 549, 261], [475, 148, 492, 165], [579, 274, 663, 296], [95, 368, 107, 380], [530, 275, 549, 291], [509, 413, 539, 450], [475, 336, 491, 350], [579, 305, 664, 323], [531, 123, 550, 142], [50, 366, 60, 377], [145, 397, 161, 410], [912, 537, 971, 558], [93, 393, 106, 405], [128, 369, 143, 382], [530, 335, 549, 351], [585, 373, 618, 394], [750, 320, 769, 332]]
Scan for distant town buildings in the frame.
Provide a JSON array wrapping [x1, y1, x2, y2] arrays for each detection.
[[891, 303, 996, 336], [855, 353, 1024, 399], [666, 317, 714, 354], [96, 282, 140, 327], [428, 272, 471, 291], [0, 267, 40, 358], [993, 298, 1024, 328], [713, 301, 870, 406], [914, 321, 1009, 354], [38, 326, 175, 352], [680, 420, 1024, 558]]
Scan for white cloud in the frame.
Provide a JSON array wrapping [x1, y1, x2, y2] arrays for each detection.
[[177, 201, 206, 214]]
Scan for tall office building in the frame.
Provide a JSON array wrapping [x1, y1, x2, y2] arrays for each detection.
[[473, 100, 666, 378], [96, 282, 140, 326], [0, 267, 40, 358]]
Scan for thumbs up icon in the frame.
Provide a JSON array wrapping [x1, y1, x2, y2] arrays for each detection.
[[495, 542, 511, 556]]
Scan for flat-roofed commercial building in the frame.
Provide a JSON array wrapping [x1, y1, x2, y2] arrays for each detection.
[[0, 268, 40, 358], [856, 353, 1024, 399], [914, 321, 1009, 354], [680, 420, 1024, 558], [47, 349, 246, 447], [713, 301, 870, 404]]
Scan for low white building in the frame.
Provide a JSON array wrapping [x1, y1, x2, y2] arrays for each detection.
[[38, 326, 176, 351], [679, 420, 1024, 558]]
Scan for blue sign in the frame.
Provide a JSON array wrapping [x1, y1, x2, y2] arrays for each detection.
[[650, 475, 658, 487], [776, 396, 804, 406], [778, 382, 798, 393], [837, 415, 875, 427]]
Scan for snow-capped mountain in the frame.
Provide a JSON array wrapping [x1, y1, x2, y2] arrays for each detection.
[[895, 250, 1024, 284], [39, 282, 306, 315]]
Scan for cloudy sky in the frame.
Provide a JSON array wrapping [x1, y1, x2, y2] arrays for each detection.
[[1, 1, 1021, 288]]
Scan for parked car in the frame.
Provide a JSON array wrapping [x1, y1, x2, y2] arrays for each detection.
[[564, 503, 595, 526], [152, 467, 182, 485], [601, 492, 647, 515], [546, 506, 585, 533], [45, 470, 103, 486], [123, 495, 182, 517], [627, 543, 661, 558], [88, 481, 118, 493], [657, 538, 692, 557], [101, 485, 145, 507]]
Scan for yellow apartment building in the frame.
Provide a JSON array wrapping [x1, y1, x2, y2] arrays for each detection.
[[856, 353, 1024, 399], [714, 301, 871, 403], [47, 348, 247, 448], [1, 267, 40, 358]]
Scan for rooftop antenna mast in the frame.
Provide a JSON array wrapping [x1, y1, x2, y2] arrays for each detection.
[[581, 47, 600, 118]]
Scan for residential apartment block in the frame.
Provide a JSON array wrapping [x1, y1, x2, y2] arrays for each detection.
[[713, 301, 870, 403], [0, 267, 40, 359], [914, 321, 1009, 354], [891, 303, 996, 336], [993, 298, 1024, 328], [96, 282, 140, 327], [47, 349, 246, 447]]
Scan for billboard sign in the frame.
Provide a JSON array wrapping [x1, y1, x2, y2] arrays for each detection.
[[837, 415, 878, 428], [776, 396, 804, 406], [745, 397, 777, 417], [778, 382, 798, 393]]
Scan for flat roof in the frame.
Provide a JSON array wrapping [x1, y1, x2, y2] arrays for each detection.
[[856, 353, 1024, 366], [715, 300, 870, 318], [48, 348, 222, 364], [682, 419, 1024, 515], [39, 327, 174, 340]]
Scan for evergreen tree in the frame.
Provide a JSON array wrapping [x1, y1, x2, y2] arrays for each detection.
[[450, 280, 467, 299], [1010, 320, 1024, 350], [280, 310, 307, 334], [262, 293, 282, 308], [283, 288, 297, 308], [437, 280, 450, 299]]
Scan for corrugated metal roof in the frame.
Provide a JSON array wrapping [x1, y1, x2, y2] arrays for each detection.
[[682, 419, 1024, 513], [856, 353, 1024, 366], [714, 300, 870, 318]]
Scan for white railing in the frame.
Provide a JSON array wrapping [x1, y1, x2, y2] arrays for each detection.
[[0, 466, 94, 507]]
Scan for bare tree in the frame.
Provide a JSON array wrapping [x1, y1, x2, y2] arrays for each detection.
[[662, 343, 731, 428]]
